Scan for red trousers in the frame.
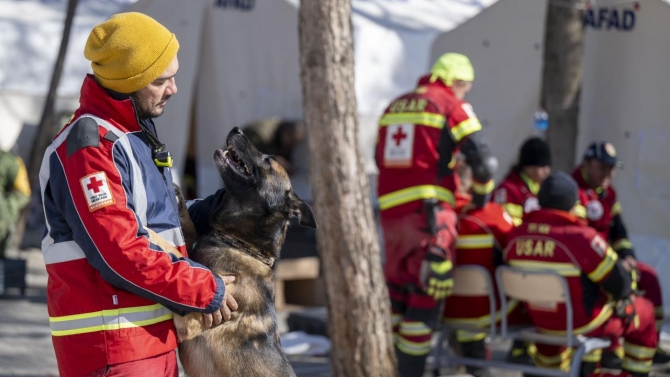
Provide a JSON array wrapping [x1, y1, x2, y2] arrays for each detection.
[[382, 205, 457, 358], [605, 261, 663, 358], [636, 262, 664, 332], [84, 351, 178, 377], [533, 296, 658, 375]]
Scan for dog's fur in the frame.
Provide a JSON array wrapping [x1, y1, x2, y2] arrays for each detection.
[[173, 127, 316, 377]]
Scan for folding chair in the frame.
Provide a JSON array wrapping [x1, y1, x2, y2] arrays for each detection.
[[494, 266, 612, 377], [431, 265, 498, 374]]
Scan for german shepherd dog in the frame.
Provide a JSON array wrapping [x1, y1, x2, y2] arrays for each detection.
[[173, 127, 317, 377]]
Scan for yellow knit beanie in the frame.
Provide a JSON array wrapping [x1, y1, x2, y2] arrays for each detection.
[[84, 12, 179, 94]]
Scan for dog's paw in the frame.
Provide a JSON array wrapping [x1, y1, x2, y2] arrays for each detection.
[[174, 313, 204, 343]]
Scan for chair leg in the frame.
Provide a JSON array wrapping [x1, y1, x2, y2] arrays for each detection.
[[431, 326, 447, 375], [568, 345, 587, 377]]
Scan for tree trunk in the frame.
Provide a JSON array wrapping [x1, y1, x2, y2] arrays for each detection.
[[542, 0, 588, 172], [13, 0, 79, 249], [297, 1, 398, 376]]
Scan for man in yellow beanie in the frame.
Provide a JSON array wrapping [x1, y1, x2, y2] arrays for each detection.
[[39, 12, 238, 377], [376, 52, 498, 376]]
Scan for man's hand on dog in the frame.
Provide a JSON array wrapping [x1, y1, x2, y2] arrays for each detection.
[[203, 275, 239, 328]]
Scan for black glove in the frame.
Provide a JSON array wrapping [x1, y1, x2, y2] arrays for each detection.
[[614, 296, 639, 329]]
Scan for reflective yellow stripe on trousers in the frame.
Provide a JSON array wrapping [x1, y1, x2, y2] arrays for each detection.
[[378, 185, 455, 210], [49, 304, 173, 336]]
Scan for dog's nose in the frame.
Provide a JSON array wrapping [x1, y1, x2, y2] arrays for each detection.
[[231, 127, 243, 135]]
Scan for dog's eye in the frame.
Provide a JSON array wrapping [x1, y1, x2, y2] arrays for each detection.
[[264, 157, 272, 166]]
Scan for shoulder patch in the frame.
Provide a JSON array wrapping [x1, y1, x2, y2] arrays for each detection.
[[80, 172, 115, 212], [590, 234, 607, 257], [494, 188, 506, 204], [67, 117, 100, 157], [103, 130, 119, 143], [461, 103, 477, 119]]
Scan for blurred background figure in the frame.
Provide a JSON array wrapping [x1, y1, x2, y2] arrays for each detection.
[[243, 118, 306, 176], [0, 148, 31, 259]]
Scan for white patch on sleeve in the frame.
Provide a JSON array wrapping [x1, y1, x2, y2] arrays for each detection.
[[590, 235, 607, 257], [80, 172, 115, 212], [494, 188, 507, 204], [461, 103, 477, 119], [586, 200, 604, 221], [523, 197, 540, 214], [383, 124, 415, 168]]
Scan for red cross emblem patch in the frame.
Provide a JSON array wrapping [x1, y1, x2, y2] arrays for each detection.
[[383, 123, 415, 168], [80, 172, 115, 212]]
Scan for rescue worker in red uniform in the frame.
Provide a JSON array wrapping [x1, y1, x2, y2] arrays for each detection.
[[443, 159, 525, 377], [505, 172, 658, 377], [492, 137, 552, 364], [376, 53, 497, 376], [493, 137, 552, 226], [572, 141, 668, 367], [39, 14, 238, 376]]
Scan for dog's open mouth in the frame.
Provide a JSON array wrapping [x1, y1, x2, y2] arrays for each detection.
[[221, 144, 251, 177]]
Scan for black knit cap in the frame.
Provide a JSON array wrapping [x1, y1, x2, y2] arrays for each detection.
[[538, 172, 578, 212], [519, 137, 552, 167]]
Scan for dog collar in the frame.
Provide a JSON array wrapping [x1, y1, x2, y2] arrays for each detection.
[[216, 233, 275, 267]]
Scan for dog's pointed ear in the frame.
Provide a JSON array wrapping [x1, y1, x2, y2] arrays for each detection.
[[288, 191, 317, 229]]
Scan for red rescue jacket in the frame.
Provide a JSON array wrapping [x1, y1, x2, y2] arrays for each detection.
[[504, 209, 619, 335], [492, 170, 541, 226], [40, 76, 224, 376], [376, 76, 489, 219]]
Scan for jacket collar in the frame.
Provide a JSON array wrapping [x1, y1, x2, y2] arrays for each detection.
[[76, 74, 143, 133], [519, 171, 540, 195], [417, 74, 454, 95], [572, 165, 605, 195], [526, 208, 584, 226]]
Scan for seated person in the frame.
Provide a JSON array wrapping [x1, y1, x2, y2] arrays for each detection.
[[443, 158, 529, 377], [505, 172, 657, 377], [572, 141, 668, 366], [493, 137, 552, 226]]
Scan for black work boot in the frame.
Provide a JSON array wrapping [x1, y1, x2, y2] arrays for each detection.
[[396, 350, 428, 377], [506, 340, 534, 366], [459, 339, 491, 377], [601, 350, 623, 370], [653, 347, 670, 364]]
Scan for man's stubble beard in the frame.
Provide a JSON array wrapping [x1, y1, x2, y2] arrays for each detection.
[[130, 94, 165, 120]]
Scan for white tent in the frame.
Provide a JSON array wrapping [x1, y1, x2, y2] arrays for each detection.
[[0, 0, 136, 157]]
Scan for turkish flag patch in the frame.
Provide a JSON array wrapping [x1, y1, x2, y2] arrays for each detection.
[[80, 172, 115, 212]]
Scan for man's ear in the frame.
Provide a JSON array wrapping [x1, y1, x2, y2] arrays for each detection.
[[288, 191, 317, 229]]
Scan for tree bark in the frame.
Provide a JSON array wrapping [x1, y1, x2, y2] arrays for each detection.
[[297, 1, 398, 376], [13, 0, 79, 249], [542, 0, 588, 172]]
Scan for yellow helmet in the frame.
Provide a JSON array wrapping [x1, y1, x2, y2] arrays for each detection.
[[430, 53, 474, 86]]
